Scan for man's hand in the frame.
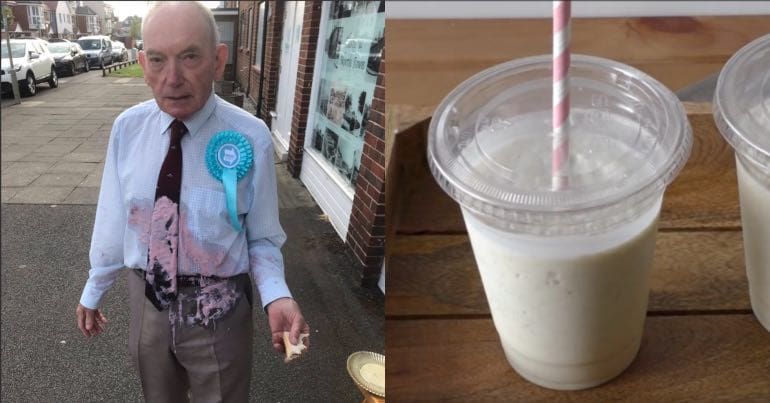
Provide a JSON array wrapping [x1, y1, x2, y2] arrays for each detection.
[[76, 303, 108, 338], [266, 297, 309, 353]]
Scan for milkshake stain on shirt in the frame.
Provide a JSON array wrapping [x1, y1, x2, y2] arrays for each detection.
[[79, 92, 291, 310]]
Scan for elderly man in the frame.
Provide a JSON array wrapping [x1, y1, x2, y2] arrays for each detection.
[[75, 2, 309, 401]]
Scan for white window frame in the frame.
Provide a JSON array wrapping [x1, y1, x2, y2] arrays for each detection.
[[239, 10, 247, 49], [254, 2, 266, 66], [247, 8, 253, 50], [299, 1, 356, 240], [29, 6, 42, 28]]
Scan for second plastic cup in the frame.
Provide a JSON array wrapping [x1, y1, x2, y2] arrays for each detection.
[[714, 33, 770, 332], [428, 55, 692, 390]]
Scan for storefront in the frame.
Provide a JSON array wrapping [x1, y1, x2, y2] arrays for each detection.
[[231, 1, 386, 291], [300, 1, 383, 239]]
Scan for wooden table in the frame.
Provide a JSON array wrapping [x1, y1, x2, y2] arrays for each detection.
[[385, 17, 770, 401]]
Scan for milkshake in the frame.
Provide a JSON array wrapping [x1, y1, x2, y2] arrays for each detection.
[[464, 198, 659, 390], [736, 156, 770, 331], [428, 55, 692, 389], [714, 33, 770, 332]]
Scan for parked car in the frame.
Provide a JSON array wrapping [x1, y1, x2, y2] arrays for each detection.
[[111, 41, 128, 63], [48, 41, 89, 76], [76, 35, 113, 69], [1, 38, 58, 97]]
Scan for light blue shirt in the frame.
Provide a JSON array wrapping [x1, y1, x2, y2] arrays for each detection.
[[79, 92, 292, 309]]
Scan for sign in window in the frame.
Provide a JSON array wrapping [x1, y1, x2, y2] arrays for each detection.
[[310, 1, 385, 187]]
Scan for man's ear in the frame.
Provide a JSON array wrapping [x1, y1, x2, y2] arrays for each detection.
[[137, 50, 148, 83], [214, 44, 228, 81]]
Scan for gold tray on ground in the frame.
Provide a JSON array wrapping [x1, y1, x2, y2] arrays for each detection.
[[347, 351, 385, 397]]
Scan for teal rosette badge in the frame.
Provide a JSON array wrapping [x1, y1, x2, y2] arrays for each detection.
[[206, 131, 253, 232]]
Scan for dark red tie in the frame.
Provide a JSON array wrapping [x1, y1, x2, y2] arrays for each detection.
[[145, 119, 187, 311]]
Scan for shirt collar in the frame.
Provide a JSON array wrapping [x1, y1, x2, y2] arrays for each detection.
[[157, 91, 217, 138]]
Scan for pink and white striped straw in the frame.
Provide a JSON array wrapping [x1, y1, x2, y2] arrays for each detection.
[[552, 0, 571, 191]]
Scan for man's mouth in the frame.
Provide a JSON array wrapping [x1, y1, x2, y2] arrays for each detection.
[[166, 95, 190, 101]]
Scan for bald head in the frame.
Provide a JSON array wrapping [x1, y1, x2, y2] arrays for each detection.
[[143, 1, 220, 50], [138, 0, 228, 120]]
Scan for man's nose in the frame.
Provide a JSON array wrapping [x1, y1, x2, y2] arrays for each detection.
[[165, 59, 184, 86]]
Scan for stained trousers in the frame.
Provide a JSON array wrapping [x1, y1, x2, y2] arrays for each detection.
[[127, 269, 254, 403]]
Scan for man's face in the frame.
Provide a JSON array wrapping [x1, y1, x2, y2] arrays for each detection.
[[139, 5, 227, 120]]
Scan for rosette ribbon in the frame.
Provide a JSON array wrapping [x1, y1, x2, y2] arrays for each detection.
[[205, 131, 253, 232]]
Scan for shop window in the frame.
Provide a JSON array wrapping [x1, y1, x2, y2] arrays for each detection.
[[309, 1, 385, 187]]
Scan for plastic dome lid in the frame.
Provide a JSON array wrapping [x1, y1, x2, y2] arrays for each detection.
[[428, 54, 692, 235], [714, 33, 770, 169]]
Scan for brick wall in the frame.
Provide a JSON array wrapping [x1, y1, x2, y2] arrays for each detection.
[[76, 15, 87, 35], [235, 2, 252, 93], [258, 1, 284, 125], [346, 48, 386, 287], [232, 0, 387, 286], [245, 3, 266, 106], [12, 6, 30, 31], [231, 1, 283, 125], [286, 1, 322, 177]]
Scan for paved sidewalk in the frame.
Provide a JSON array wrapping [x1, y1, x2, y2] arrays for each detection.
[[1, 70, 384, 401], [1, 70, 149, 204]]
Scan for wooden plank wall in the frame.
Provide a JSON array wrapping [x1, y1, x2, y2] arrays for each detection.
[[385, 16, 770, 135], [385, 16, 770, 400]]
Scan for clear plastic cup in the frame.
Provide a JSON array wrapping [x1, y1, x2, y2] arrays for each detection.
[[714, 33, 770, 332], [428, 54, 692, 390]]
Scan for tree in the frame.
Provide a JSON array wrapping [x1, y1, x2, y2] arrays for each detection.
[[129, 16, 141, 40], [1, 5, 15, 32]]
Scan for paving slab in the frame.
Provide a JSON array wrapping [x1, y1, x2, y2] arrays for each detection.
[[3, 161, 55, 173], [48, 138, 87, 146], [22, 153, 65, 163], [80, 172, 102, 188], [39, 123, 74, 132], [37, 143, 81, 155], [72, 144, 108, 153], [63, 187, 100, 204], [1, 163, 51, 186], [1, 187, 19, 202], [1, 144, 40, 161], [61, 127, 100, 138], [31, 173, 88, 187], [8, 186, 73, 203], [61, 151, 105, 162], [49, 162, 99, 174], [1, 135, 54, 145]]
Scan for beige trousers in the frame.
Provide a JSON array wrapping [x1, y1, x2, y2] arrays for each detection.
[[128, 270, 253, 403]]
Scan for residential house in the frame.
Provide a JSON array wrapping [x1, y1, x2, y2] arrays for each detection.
[[112, 15, 141, 48], [212, 7, 239, 81], [43, 1, 76, 39], [83, 1, 113, 36], [74, 4, 98, 37], [9, 0, 50, 38], [225, 1, 386, 292]]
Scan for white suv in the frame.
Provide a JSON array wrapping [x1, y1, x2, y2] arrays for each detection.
[[1, 38, 58, 97]]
